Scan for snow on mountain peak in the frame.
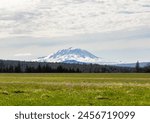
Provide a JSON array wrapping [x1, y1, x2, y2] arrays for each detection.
[[34, 48, 101, 64]]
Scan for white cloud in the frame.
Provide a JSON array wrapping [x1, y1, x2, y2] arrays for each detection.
[[0, 0, 150, 62], [0, 0, 150, 38], [14, 53, 32, 57]]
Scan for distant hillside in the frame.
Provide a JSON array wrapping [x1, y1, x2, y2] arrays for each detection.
[[115, 62, 150, 68]]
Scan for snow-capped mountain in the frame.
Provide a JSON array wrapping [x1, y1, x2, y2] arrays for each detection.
[[34, 47, 104, 64], [34, 47, 149, 67]]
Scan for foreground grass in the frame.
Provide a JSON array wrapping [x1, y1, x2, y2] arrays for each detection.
[[0, 73, 150, 106]]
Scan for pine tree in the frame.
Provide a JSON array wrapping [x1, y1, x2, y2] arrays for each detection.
[[37, 64, 42, 73], [135, 61, 140, 72], [15, 62, 21, 73]]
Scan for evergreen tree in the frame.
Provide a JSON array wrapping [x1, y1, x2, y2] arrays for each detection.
[[57, 65, 63, 72], [15, 62, 21, 73], [143, 64, 150, 73], [8, 65, 14, 72], [37, 64, 42, 73], [135, 61, 140, 72]]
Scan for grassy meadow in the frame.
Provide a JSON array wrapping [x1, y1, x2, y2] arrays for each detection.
[[0, 73, 150, 106]]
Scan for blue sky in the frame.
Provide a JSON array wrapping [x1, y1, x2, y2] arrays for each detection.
[[0, 0, 150, 63]]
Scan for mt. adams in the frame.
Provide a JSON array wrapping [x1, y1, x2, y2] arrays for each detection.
[[34, 47, 107, 64], [32, 47, 150, 67]]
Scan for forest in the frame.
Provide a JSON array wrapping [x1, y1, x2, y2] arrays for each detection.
[[0, 60, 149, 73]]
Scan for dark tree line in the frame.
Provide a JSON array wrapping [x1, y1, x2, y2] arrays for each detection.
[[134, 61, 150, 73], [24, 64, 80, 73], [0, 63, 80, 73], [143, 66, 150, 72], [0, 60, 150, 73]]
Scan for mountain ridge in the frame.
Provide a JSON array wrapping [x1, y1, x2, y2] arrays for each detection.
[[33, 47, 103, 64], [33, 47, 150, 67]]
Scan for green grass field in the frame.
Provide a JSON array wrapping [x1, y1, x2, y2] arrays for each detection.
[[0, 73, 150, 106]]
